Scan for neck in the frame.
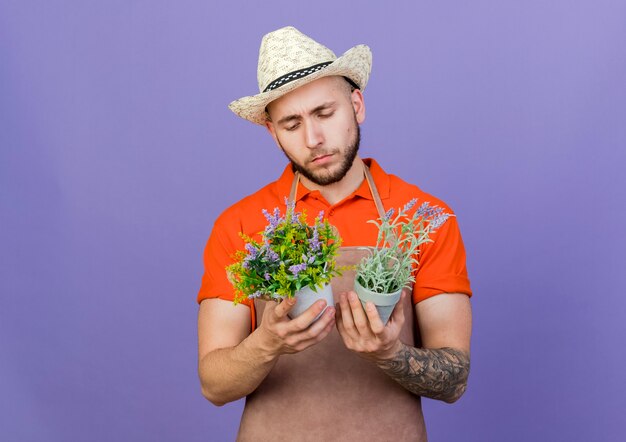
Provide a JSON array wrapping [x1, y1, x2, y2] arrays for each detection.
[[299, 156, 365, 205]]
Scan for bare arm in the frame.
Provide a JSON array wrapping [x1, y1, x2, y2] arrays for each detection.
[[375, 294, 471, 402], [336, 292, 472, 403], [198, 297, 335, 406]]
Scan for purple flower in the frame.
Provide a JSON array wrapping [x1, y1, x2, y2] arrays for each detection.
[[263, 207, 283, 236], [266, 248, 279, 262], [300, 254, 315, 264], [384, 208, 395, 221], [427, 206, 444, 220], [264, 272, 271, 281], [309, 226, 321, 251], [316, 211, 325, 223], [289, 263, 307, 277], [415, 202, 431, 218], [430, 213, 450, 229], [402, 198, 418, 213], [245, 243, 259, 258], [248, 290, 263, 299]]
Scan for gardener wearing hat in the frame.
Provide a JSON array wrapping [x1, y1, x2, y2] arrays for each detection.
[[197, 27, 472, 441]]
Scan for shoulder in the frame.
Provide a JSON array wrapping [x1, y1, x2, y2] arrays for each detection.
[[213, 179, 284, 237], [367, 158, 454, 214], [386, 173, 454, 215]]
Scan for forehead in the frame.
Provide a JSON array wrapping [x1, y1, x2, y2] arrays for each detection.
[[266, 76, 347, 118]]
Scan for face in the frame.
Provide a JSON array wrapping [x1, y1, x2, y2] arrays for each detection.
[[265, 76, 366, 186]]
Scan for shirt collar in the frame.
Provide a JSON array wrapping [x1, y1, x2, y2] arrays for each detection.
[[274, 158, 390, 202]]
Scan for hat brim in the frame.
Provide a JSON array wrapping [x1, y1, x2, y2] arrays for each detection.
[[228, 45, 372, 125]]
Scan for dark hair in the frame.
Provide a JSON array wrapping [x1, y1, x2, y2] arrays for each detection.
[[343, 76, 359, 91]]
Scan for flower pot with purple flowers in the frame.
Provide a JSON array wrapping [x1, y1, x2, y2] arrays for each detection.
[[227, 199, 345, 319]]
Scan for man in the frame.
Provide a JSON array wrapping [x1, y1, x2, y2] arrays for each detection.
[[197, 26, 472, 441]]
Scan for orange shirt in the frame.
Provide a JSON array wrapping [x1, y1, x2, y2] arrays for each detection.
[[198, 158, 471, 311]]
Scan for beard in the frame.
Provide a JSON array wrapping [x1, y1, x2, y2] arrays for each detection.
[[278, 121, 361, 186]]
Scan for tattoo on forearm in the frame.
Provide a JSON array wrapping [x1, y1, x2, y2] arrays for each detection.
[[377, 346, 470, 403]]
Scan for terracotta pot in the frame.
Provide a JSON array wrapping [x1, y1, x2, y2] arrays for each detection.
[[353, 279, 402, 325], [288, 282, 334, 320]]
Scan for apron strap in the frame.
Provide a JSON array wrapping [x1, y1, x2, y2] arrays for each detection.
[[289, 171, 300, 202], [288, 159, 386, 219], [363, 163, 386, 219]]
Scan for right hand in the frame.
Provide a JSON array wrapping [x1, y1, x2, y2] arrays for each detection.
[[256, 297, 336, 356]]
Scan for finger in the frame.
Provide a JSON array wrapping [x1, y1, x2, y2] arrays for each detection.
[[389, 291, 406, 324], [273, 297, 296, 320], [284, 307, 335, 352], [335, 301, 343, 321], [334, 303, 347, 335], [347, 291, 372, 336], [335, 311, 345, 334], [363, 301, 385, 335], [288, 299, 329, 331], [293, 316, 336, 351], [301, 306, 336, 337], [335, 311, 356, 350], [337, 292, 357, 335]]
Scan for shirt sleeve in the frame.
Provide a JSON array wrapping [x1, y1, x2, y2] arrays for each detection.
[[412, 214, 472, 304], [196, 211, 252, 307]]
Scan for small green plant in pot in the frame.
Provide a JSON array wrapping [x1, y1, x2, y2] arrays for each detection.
[[354, 198, 452, 325], [227, 199, 344, 319]]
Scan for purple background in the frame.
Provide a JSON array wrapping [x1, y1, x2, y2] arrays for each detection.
[[2, 1, 625, 441]]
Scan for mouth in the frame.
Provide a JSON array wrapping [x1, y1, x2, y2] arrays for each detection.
[[310, 153, 334, 165]]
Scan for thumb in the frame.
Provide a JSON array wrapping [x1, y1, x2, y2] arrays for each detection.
[[273, 296, 296, 319]]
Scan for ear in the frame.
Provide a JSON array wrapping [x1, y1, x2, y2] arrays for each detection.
[[351, 89, 366, 124]]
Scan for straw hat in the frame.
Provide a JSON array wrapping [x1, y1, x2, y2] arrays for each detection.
[[228, 26, 372, 125]]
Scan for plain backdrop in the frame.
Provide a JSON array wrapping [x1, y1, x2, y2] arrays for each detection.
[[1, 1, 625, 441]]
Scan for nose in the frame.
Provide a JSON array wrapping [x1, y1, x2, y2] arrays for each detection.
[[304, 120, 324, 149]]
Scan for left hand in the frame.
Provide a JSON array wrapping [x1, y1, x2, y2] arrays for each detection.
[[335, 290, 406, 362]]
